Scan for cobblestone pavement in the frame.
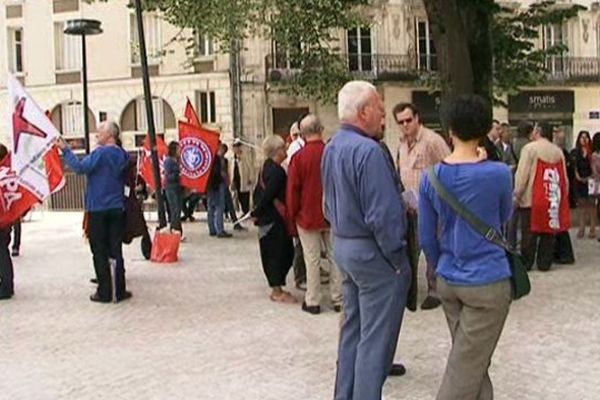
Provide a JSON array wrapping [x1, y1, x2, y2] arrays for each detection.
[[1, 212, 599, 400]]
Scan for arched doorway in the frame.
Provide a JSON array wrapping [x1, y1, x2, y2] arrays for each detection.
[[120, 96, 176, 147], [49, 101, 97, 151]]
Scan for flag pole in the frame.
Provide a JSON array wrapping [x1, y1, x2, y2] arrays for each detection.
[[134, 0, 167, 228]]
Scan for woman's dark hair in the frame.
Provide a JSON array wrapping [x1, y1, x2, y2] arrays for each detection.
[[592, 133, 600, 153], [516, 121, 534, 139], [168, 141, 179, 157], [539, 122, 554, 140], [576, 130, 591, 151], [0, 143, 8, 161], [446, 94, 492, 142]]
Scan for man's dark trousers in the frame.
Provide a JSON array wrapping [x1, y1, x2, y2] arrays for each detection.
[[520, 208, 554, 271], [0, 228, 14, 297], [11, 220, 21, 252], [89, 209, 127, 300], [238, 191, 250, 215]]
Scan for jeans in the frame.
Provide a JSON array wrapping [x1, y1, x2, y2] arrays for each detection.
[[207, 183, 226, 235], [165, 187, 182, 232]]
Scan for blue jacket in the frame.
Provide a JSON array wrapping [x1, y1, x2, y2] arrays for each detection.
[[322, 124, 408, 269], [63, 146, 129, 212], [419, 162, 513, 286]]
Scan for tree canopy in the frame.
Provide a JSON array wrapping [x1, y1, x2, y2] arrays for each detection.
[[90, 0, 585, 107]]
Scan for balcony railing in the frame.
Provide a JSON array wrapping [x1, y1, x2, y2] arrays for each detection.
[[546, 57, 600, 82], [267, 53, 600, 84], [266, 53, 435, 82]]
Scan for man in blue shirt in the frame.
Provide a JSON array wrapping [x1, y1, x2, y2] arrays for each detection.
[[57, 121, 131, 303], [322, 81, 411, 400]]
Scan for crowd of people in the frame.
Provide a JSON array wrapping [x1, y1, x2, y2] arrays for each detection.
[[0, 78, 597, 398]]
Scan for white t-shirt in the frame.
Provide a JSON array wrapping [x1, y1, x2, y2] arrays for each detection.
[[282, 137, 305, 172]]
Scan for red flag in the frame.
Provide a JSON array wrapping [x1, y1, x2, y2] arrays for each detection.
[[531, 159, 570, 233], [0, 154, 39, 229], [184, 98, 201, 128], [138, 135, 168, 191], [178, 121, 220, 193], [44, 111, 65, 194], [44, 146, 65, 194]]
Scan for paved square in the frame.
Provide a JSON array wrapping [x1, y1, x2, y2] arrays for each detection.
[[1, 212, 599, 399]]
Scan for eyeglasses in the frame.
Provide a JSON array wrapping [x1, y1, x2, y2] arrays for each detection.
[[396, 117, 413, 125]]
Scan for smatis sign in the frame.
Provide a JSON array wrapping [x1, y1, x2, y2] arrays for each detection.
[[529, 95, 557, 110]]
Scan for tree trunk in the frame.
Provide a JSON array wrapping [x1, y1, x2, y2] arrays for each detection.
[[423, 0, 473, 128], [459, 0, 494, 101]]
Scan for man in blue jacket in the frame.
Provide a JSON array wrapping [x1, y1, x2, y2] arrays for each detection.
[[322, 81, 411, 400], [57, 121, 131, 303]]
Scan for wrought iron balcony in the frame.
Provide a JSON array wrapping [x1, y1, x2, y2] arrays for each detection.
[[266, 53, 433, 82], [546, 56, 600, 82]]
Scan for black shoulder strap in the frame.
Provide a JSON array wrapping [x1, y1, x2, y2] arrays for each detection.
[[427, 166, 513, 253]]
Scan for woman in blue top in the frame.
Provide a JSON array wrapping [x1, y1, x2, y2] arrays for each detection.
[[419, 95, 513, 400]]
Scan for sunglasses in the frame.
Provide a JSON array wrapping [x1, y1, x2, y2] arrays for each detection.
[[396, 117, 413, 125]]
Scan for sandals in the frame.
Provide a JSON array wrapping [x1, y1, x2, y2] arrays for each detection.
[[269, 291, 297, 304]]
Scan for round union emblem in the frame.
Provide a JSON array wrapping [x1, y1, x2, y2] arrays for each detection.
[[180, 137, 213, 179]]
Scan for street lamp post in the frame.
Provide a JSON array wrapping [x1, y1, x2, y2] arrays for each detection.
[[64, 19, 102, 155], [133, 0, 167, 228]]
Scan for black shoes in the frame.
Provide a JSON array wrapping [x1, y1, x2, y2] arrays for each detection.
[[333, 305, 342, 313], [89, 293, 111, 303], [0, 292, 14, 301], [11, 248, 19, 257], [217, 232, 233, 238], [301, 302, 320, 315], [233, 224, 247, 231], [420, 296, 442, 310], [389, 363, 407, 377], [116, 291, 133, 302], [89, 291, 132, 303]]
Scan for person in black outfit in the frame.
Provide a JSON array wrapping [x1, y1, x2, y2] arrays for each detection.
[[220, 143, 245, 231], [573, 130, 596, 238], [181, 191, 202, 222], [232, 139, 252, 215], [252, 135, 295, 303], [481, 119, 502, 162], [553, 128, 575, 264], [0, 143, 14, 300]]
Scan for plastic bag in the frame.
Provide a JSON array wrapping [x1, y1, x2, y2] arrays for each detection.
[[150, 229, 181, 263]]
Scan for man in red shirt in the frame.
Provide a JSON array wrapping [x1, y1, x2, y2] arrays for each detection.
[[287, 114, 343, 314]]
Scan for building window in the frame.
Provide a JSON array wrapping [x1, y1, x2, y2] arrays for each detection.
[[54, 21, 81, 71], [135, 97, 165, 133], [347, 27, 372, 72], [272, 40, 301, 69], [544, 24, 568, 74], [7, 28, 24, 74], [61, 102, 83, 137], [197, 33, 214, 57], [130, 13, 162, 64], [416, 19, 437, 71], [196, 91, 216, 124]]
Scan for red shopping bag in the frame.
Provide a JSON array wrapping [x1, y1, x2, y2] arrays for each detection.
[[150, 230, 181, 263]]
